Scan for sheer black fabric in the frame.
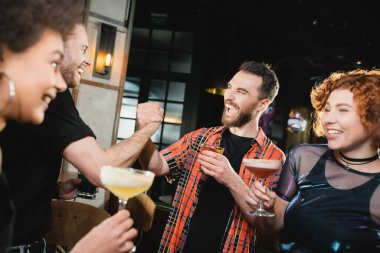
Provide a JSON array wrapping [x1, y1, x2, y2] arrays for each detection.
[[276, 144, 380, 253]]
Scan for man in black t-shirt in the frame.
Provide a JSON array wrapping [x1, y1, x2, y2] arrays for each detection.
[[0, 23, 163, 251]]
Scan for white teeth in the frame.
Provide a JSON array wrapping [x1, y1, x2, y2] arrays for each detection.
[[226, 104, 237, 110], [42, 96, 51, 104], [327, 129, 342, 134], [225, 105, 231, 112]]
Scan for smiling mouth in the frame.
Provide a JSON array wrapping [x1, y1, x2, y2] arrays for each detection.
[[41, 98, 50, 110], [41, 91, 56, 108], [225, 104, 239, 114], [77, 64, 88, 76], [77, 67, 84, 76], [327, 129, 343, 135]]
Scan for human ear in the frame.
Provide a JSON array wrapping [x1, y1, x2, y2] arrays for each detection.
[[257, 99, 271, 111]]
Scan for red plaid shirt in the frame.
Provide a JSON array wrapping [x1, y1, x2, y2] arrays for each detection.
[[159, 126, 285, 253]]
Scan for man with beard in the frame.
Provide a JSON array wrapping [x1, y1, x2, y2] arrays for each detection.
[[0, 22, 162, 252], [136, 60, 285, 252]]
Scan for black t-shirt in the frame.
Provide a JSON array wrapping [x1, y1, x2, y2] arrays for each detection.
[[0, 170, 14, 253], [183, 130, 253, 253], [0, 90, 95, 244]]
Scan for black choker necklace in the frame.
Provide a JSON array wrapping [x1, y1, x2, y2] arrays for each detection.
[[339, 151, 378, 164]]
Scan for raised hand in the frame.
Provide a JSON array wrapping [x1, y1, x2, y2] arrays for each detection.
[[136, 102, 163, 131]]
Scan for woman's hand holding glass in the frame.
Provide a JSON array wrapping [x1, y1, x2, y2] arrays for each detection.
[[100, 166, 155, 252], [70, 209, 137, 253], [247, 180, 277, 214], [244, 159, 281, 217]]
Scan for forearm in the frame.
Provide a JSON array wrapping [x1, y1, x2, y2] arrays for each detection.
[[228, 175, 257, 225], [104, 124, 160, 168], [252, 196, 286, 234], [228, 178, 284, 234], [63, 124, 160, 187], [138, 139, 168, 176]]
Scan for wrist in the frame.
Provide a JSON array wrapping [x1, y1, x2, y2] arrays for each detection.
[[136, 126, 158, 141], [226, 172, 242, 189]]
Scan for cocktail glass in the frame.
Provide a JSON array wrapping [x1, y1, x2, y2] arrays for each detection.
[[243, 159, 281, 217], [198, 144, 225, 173], [100, 166, 155, 252], [200, 143, 224, 154]]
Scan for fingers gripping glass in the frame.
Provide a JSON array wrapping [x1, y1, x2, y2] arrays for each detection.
[[198, 144, 224, 173], [244, 159, 281, 217], [100, 166, 155, 253]]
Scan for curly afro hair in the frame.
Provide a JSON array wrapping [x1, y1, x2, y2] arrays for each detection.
[[310, 69, 380, 148], [0, 0, 83, 60]]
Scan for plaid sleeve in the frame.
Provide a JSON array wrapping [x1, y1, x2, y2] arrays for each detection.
[[266, 145, 286, 190], [160, 132, 192, 183]]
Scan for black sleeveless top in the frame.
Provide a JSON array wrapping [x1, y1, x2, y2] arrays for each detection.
[[276, 144, 380, 253]]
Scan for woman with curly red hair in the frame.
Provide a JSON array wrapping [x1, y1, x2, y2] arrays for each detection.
[[248, 69, 380, 252]]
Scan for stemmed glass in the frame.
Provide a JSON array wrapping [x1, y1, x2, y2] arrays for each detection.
[[100, 166, 155, 251], [243, 159, 281, 217]]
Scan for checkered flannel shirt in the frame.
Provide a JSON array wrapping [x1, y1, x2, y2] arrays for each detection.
[[158, 126, 285, 253]]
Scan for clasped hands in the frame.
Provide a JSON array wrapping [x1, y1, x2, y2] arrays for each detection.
[[136, 102, 164, 131]]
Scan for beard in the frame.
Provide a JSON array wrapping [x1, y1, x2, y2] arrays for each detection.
[[60, 65, 79, 88], [60, 51, 80, 88], [221, 101, 258, 128]]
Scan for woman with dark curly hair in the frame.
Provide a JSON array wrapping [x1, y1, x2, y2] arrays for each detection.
[[0, 1, 71, 252], [0, 1, 137, 253], [0, 0, 78, 252], [248, 69, 380, 252]]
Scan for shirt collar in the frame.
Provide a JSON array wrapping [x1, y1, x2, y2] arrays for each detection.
[[255, 128, 267, 148], [217, 126, 267, 148]]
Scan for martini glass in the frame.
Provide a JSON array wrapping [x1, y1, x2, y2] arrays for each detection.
[[243, 159, 281, 217], [100, 166, 155, 252]]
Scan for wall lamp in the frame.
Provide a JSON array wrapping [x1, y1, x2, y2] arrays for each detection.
[[94, 23, 116, 79], [205, 80, 227, 96], [205, 87, 226, 96]]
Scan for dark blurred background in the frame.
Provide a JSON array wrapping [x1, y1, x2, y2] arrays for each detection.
[[127, 0, 379, 147], [125, 1, 379, 251]]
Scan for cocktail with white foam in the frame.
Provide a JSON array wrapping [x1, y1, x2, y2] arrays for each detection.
[[243, 159, 281, 217]]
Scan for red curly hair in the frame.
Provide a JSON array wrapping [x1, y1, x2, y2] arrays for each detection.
[[310, 69, 380, 148]]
